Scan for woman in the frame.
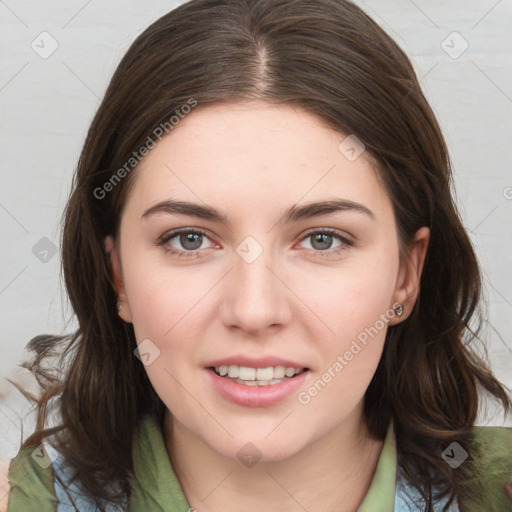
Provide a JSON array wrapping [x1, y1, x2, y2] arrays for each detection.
[[6, 0, 512, 511]]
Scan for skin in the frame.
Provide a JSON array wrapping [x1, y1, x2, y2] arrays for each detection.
[[106, 101, 429, 512]]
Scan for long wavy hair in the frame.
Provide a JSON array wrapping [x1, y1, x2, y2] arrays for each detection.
[[10, 0, 510, 510]]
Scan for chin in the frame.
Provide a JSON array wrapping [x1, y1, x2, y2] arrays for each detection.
[[208, 428, 311, 464]]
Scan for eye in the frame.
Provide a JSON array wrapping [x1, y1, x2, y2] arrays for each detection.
[[157, 227, 354, 259], [157, 228, 215, 258], [297, 229, 353, 256]]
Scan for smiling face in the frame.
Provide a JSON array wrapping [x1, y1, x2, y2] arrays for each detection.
[[106, 101, 428, 462]]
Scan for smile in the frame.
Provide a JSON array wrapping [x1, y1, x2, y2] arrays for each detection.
[[212, 365, 307, 386], [207, 366, 310, 407]]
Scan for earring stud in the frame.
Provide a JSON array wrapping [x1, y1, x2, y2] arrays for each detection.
[[394, 303, 404, 317], [117, 303, 123, 312]]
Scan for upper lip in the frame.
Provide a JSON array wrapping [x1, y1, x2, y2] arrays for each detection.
[[205, 355, 309, 369]]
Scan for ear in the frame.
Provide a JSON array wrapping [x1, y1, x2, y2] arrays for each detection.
[[388, 226, 430, 325], [104, 235, 133, 323]]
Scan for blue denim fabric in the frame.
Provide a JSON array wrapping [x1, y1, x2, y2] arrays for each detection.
[[394, 467, 460, 512], [45, 444, 125, 512]]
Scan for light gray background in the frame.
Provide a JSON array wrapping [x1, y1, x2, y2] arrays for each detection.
[[1, 0, 511, 504]]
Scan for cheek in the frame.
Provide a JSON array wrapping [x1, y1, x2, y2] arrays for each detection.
[[122, 252, 212, 341], [296, 282, 392, 426], [120, 253, 218, 414], [122, 261, 206, 421], [293, 252, 397, 405], [293, 250, 398, 343]]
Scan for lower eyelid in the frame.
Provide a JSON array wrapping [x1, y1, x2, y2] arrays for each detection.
[[299, 239, 352, 258]]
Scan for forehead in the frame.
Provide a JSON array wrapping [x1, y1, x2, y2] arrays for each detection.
[[123, 101, 391, 221]]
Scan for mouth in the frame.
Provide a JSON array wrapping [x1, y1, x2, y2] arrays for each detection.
[[208, 365, 310, 386]]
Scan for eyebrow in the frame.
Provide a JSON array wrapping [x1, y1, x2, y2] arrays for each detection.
[[141, 198, 374, 224]]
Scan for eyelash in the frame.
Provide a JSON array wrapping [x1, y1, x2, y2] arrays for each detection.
[[157, 227, 354, 259]]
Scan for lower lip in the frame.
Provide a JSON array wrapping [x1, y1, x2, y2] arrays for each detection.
[[207, 368, 309, 408]]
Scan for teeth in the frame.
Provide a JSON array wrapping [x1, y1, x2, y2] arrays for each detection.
[[274, 366, 286, 379], [256, 367, 273, 380], [214, 365, 305, 382], [239, 366, 256, 380]]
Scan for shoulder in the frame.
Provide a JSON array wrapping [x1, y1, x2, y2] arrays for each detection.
[[394, 424, 511, 512], [470, 423, 512, 444], [8, 437, 128, 512], [464, 425, 512, 512], [7, 442, 58, 511], [468, 424, 512, 474]]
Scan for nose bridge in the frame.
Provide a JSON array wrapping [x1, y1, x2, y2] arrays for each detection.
[[222, 234, 289, 332]]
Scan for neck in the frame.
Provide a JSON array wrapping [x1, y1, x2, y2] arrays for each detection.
[[163, 406, 385, 512]]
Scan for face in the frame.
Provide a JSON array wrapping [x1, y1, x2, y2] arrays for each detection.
[[106, 101, 428, 462]]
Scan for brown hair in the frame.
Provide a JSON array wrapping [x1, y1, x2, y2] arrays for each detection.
[[11, 0, 510, 510]]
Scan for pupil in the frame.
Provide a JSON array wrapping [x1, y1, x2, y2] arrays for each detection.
[[313, 233, 332, 250], [181, 232, 202, 250]]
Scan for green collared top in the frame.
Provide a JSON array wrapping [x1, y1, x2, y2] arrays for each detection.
[[7, 415, 512, 511]]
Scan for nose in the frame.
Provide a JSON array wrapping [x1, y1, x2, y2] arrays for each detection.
[[219, 239, 292, 336]]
